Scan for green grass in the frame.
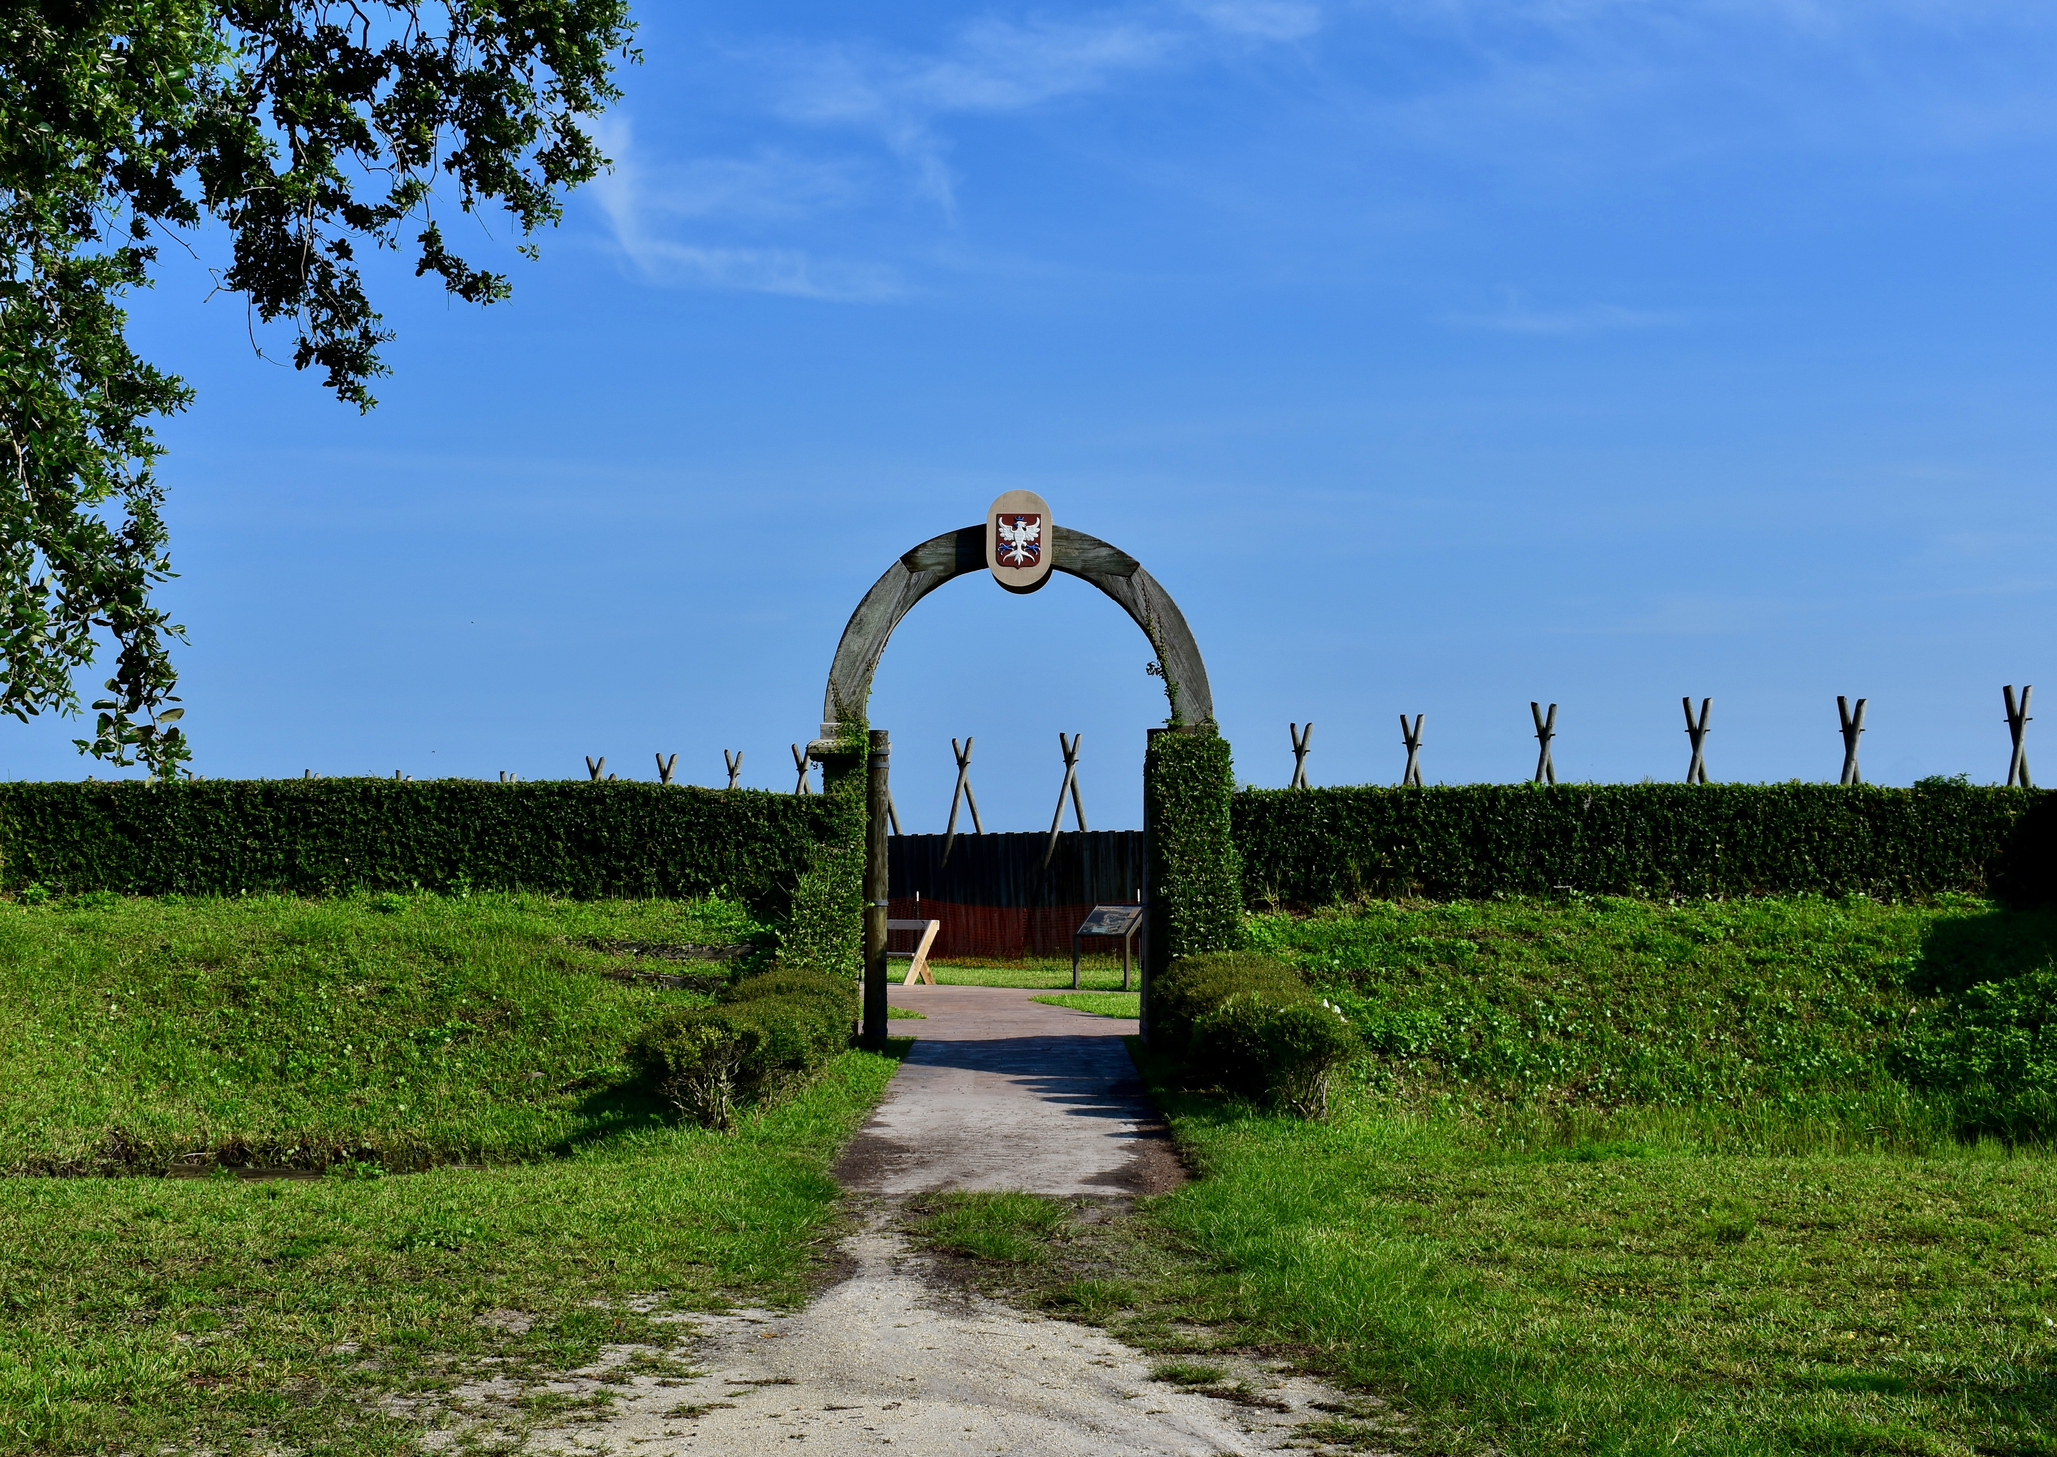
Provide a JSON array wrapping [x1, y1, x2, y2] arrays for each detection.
[[1140, 1082, 2057, 1457], [1244, 892, 2057, 1149], [1151, 896, 2057, 1455], [913, 1190, 1070, 1263], [0, 1043, 908, 1457], [0, 889, 769, 1173], [886, 1004, 927, 1019], [909, 896, 2057, 1456], [927, 958, 1139, 990], [1031, 991, 1141, 1018]]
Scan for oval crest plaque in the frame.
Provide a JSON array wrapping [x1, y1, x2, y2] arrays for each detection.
[[986, 489, 1054, 594]]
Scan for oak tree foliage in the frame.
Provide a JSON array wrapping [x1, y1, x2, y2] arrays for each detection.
[[1, 1, 634, 774]]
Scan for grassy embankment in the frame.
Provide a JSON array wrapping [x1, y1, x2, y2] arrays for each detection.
[[0, 891, 904, 1456], [925, 895, 2057, 1457]]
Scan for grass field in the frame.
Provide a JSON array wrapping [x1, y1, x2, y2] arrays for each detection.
[[916, 894, 2057, 1457], [0, 889, 912, 1454], [0, 890, 769, 1173], [926, 957, 1139, 990], [0, 1045, 905, 1456], [1031, 991, 1141, 1018]]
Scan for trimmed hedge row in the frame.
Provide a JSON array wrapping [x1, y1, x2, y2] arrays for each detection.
[[0, 780, 840, 917], [1152, 952, 1358, 1118], [1234, 781, 2048, 905], [627, 963, 857, 1128], [1144, 728, 1244, 962]]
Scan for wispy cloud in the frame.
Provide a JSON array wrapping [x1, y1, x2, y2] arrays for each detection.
[[587, 120, 903, 300], [1448, 300, 1685, 334], [760, 3, 1326, 209]]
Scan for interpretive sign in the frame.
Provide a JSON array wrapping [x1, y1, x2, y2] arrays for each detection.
[[986, 489, 1054, 593], [1077, 905, 1143, 939], [1072, 902, 1145, 991]]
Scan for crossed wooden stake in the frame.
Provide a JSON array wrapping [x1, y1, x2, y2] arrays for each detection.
[[1044, 733, 1087, 866], [498, 771, 519, 783], [942, 736, 984, 863], [655, 753, 677, 786], [1288, 722, 1313, 790], [1531, 702, 1558, 785], [1683, 697, 1712, 784], [723, 750, 742, 790], [790, 744, 812, 795], [1837, 697, 1867, 785], [2005, 685, 2034, 788], [1399, 715, 1424, 787]]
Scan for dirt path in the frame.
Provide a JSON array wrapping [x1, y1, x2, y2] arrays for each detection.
[[431, 987, 1380, 1455], [836, 984, 1185, 1197]]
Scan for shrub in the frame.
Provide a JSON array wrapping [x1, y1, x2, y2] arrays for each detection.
[[0, 779, 839, 916], [1233, 781, 2042, 905], [627, 963, 855, 1129], [1154, 952, 1357, 1118], [1144, 729, 1243, 963]]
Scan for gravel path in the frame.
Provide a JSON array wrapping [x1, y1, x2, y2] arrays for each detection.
[[429, 986, 1382, 1455]]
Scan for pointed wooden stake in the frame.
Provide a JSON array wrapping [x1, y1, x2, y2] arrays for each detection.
[[1399, 714, 1424, 787], [1837, 696, 1867, 785], [2005, 685, 2034, 788], [1289, 722, 1313, 789], [1683, 697, 1712, 784], [1045, 732, 1086, 866], [942, 736, 984, 863], [1531, 702, 1558, 785]]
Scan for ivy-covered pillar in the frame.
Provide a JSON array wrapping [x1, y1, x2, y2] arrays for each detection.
[[1142, 725, 1243, 1042], [789, 723, 870, 993]]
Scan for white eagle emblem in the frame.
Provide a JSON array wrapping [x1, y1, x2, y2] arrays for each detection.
[[995, 513, 1041, 567]]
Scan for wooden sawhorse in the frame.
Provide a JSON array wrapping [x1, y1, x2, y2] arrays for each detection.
[[886, 918, 941, 986]]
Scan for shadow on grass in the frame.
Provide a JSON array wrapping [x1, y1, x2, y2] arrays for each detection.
[[1911, 907, 2057, 997]]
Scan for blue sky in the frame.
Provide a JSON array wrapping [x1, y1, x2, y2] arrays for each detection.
[[9, 0, 2055, 827]]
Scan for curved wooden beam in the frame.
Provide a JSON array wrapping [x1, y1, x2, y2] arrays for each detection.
[[815, 524, 1214, 735]]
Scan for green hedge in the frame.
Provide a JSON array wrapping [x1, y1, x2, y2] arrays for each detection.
[[1152, 951, 1358, 1118], [1234, 781, 2046, 905], [0, 780, 840, 917], [627, 963, 857, 1128], [1144, 728, 1244, 962]]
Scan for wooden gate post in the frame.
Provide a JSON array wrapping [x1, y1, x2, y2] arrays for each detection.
[[863, 729, 892, 1048]]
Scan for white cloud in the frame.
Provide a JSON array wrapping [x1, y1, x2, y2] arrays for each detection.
[[587, 120, 904, 301], [760, 3, 1325, 209]]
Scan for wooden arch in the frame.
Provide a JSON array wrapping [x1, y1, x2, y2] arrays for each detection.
[[815, 524, 1213, 737]]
